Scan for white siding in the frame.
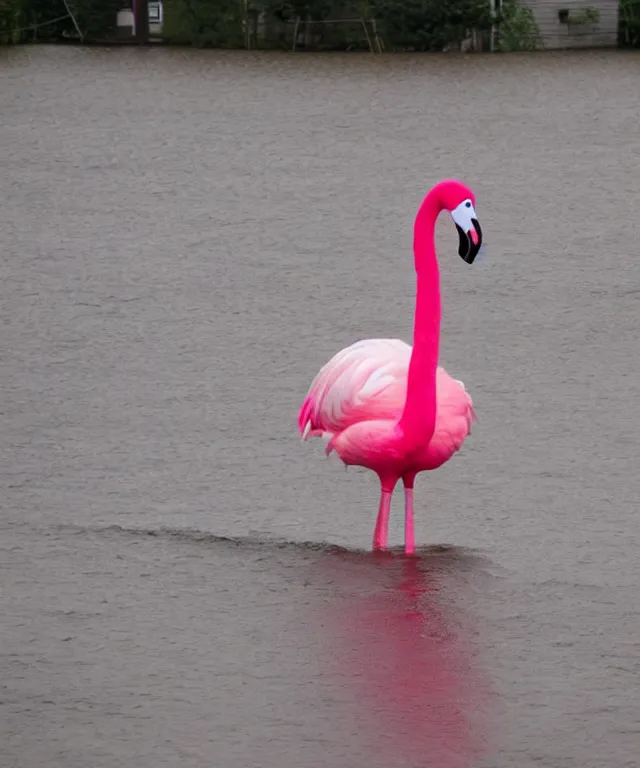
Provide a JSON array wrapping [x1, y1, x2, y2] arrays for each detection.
[[524, 0, 619, 48]]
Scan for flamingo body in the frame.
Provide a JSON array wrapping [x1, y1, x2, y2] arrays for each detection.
[[298, 338, 474, 474]]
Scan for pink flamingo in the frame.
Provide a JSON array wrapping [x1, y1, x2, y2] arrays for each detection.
[[297, 179, 483, 555]]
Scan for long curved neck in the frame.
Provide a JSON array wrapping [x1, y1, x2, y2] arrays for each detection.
[[398, 190, 442, 450]]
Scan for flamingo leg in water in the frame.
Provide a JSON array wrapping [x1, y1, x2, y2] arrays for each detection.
[[403, 473, 417, 555], [372, 489, 392, 550], [404, 487, 415, 555]]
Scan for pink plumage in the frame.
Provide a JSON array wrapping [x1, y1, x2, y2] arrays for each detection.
[[298, 180, 483, 554], [299, 338, 474, 464]]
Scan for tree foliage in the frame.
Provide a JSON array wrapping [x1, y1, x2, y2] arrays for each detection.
[[164, 0, 245, 46], [0, 0, 121, 42], [163, 0, 492, 49], [370, 0, 491, 51], [0, 0, 23, 43]]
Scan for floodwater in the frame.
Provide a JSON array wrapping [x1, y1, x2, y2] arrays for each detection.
[[2, 45, 640, 767]]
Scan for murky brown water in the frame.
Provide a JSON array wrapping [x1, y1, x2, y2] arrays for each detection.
[[2, 45, 640, 767]]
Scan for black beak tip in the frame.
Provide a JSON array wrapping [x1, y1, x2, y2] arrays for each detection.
[[457, 220, 482, 265]]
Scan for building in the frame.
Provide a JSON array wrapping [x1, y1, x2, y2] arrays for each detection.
[[519, 0, 619, 48]]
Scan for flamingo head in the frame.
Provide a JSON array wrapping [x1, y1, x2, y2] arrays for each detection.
[[442, 181, 483, 265]]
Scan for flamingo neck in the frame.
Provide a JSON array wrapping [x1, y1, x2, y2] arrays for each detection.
[[398, 190, 442, 450]]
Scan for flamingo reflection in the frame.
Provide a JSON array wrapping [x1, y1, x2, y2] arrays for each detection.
[[318, 548, 491, 768]]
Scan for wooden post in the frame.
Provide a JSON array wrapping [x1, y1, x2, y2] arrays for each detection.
[[134, 0, 149, 43], [292, 16, 300, 51]]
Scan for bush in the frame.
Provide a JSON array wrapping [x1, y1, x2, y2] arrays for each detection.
[[496, 0, 542, 53], [495, 0, 542, 51]]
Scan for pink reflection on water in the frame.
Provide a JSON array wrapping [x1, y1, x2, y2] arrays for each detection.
[[317, 548, 491, 768]]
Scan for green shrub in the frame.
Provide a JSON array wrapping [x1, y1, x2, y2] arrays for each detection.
[[495, 0, 542, 51]]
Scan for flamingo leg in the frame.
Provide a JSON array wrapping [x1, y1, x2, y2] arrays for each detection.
[[403, 473, 417, 555], [403, 487, 415, 555], [372, 488, 392, 551]]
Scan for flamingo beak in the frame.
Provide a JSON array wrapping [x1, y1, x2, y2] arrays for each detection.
[[451, 201, 482, 265]]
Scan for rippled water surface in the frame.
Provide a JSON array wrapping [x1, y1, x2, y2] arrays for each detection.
[[2, 46, 640, 767]]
